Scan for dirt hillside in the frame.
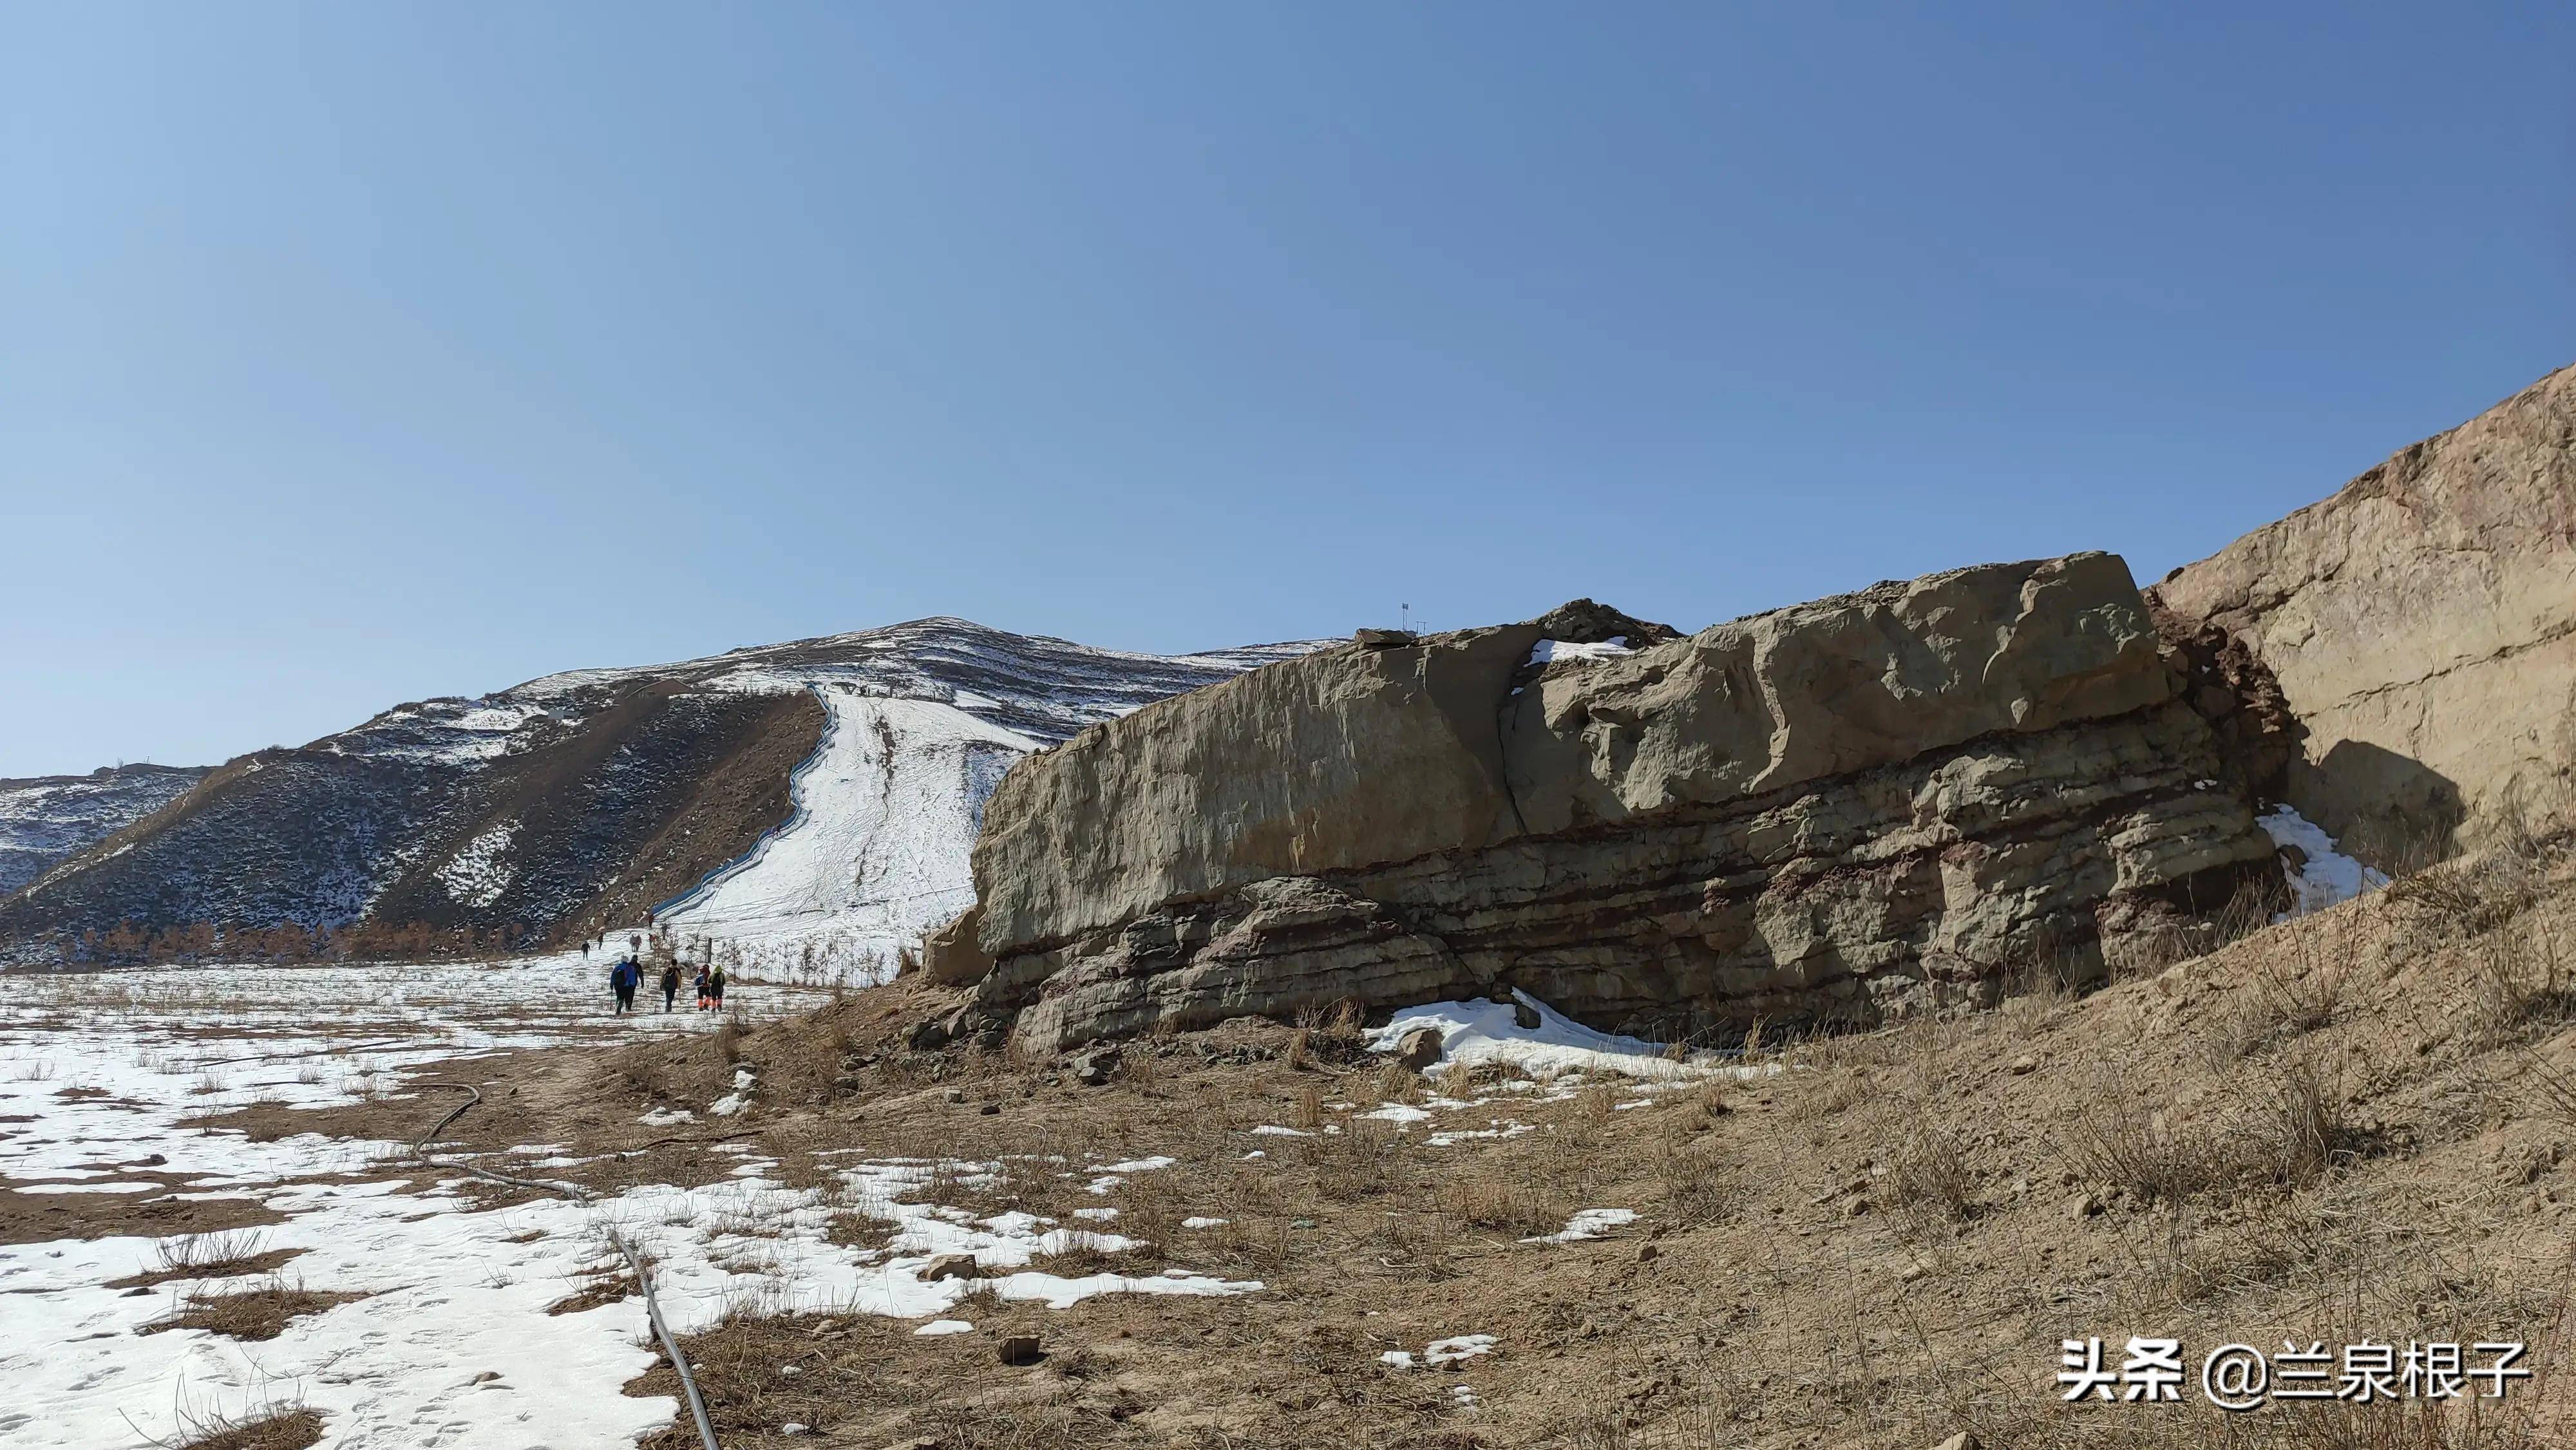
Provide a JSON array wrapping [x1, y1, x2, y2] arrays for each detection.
[[568, 826, 2576, 1449]]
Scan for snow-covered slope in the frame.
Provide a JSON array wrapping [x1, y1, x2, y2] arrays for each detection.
[[317, 617, 1317, 766], [660, 693, 1039, 981], [0, 765, 207, 897], [1, 620, 1321, 967]]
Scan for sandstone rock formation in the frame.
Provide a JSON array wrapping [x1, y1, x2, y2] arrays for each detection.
[[2150, 363, 2576, 866], [944, 554, 2279, 1051]]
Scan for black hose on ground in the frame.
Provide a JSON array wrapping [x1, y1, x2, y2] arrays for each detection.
[[410, 1080, 722, 1450]]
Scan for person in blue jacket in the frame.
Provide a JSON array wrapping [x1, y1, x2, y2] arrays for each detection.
[[611, 956, 640, 1014]]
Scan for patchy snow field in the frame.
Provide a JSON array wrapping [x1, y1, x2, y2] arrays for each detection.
[[0, 954, 1255, 1448]]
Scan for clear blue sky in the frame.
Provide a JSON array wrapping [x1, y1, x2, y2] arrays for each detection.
[[5, 4, 2570, 778]]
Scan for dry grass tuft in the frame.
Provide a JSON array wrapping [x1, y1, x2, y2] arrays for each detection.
[[111, 1230, 302, 1290], [2065, 1053, 2356, 1205], [1653, 1138, 1737, 1225], [171, 1408, 324, 1450], [2389, 854, 2544, 937], [144, 1277, 369, 1342], [1439, 1171, 1572, 1238], [1888, 1122, 1979, 1221]]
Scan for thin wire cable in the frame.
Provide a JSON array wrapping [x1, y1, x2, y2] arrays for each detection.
[[410, 1080, 721, 1450]]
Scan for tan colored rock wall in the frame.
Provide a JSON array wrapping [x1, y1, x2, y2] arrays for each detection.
[[968, 621, 1544, 954], [961, 554, 2280, 1050], [2150, 364, 2576, 865]]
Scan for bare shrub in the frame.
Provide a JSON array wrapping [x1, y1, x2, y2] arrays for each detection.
[[2465, 921, 2576, 1047], [1308, 1118, 1406, 1201], [2387, 853, 2543, 938], [1654, 1139, 1737, 1224], [1441, 1170, 1572, 1238], [113, 1230, 301, 1290], [2065, 1057, 2352, 1204], [2517, 1048, 2576, 1127], [1888, 1124, 1978, 1221]]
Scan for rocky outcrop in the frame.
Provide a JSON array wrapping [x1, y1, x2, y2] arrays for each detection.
[[2150, 363, 2576, 866], [954, 554, 2280, 1051]]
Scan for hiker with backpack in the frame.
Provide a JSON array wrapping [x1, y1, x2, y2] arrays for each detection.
[[611, 956, 640, 1014], [693, 965, 712, 1011], [659, 960, 681, 1013]]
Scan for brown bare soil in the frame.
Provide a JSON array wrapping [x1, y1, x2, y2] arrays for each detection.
[[0, 1185, 283, 1247], [24, 840, 2576, 1448], [595, 842, 2576, 1449]]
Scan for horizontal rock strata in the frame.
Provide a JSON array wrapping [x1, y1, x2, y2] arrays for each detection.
[[953, 554, 2280, 1051]]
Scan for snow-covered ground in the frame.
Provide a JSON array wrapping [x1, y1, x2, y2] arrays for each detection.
[[0, 955, 1256, 1449], [659, 690, 1036, 984]]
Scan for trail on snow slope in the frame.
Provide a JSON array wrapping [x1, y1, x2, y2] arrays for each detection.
[[659, 688, 1034, 982]]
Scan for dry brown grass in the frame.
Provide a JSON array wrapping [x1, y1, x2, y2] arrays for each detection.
[[109, 1230, 303, 1290], [539, 873, 2576, 1450], [1439, 1168, 1573, 1239], [1887, 1120, 1979, 1221], [170, 1408, 324, 1450], [1652, 1136, 1738, 1225], [143, 1277, 368, 1342], [2056, 1042, 2363, 1209], [2389, 854, 2545, 938]]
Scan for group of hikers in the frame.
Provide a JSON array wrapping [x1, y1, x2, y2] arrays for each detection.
[[595, 930, 728, 1016]]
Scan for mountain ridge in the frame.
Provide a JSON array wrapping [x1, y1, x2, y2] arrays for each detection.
[[0, 617, 1327, 968]]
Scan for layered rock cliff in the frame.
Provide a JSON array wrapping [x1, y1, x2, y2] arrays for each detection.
[[947, 554, 2280, 1051], [2150, 363, 2576, 866]]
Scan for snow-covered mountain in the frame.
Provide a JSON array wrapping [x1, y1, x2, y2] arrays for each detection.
[[0, 619, 1321, 970], [0, 765, 209, 896]]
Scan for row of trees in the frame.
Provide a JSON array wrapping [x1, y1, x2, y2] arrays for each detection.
[[44, 919, 550, 966]]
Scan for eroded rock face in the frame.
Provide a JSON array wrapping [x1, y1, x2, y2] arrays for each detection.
[[960, 555, 2278, 1051], [2150, 363, 2576, 865]]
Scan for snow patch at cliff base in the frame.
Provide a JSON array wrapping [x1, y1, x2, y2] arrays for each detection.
[[1365, 990, 1760, 1082], [2259, 804, 2389, 917]]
